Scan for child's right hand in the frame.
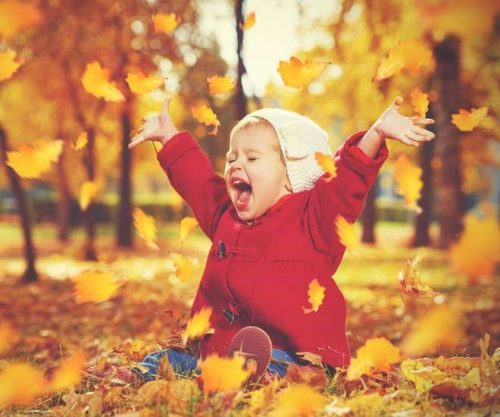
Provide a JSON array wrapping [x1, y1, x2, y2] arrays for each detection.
[[128, 98, 179, 149]]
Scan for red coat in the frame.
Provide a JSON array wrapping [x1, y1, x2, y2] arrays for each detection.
[[157, 130, 388, 368]]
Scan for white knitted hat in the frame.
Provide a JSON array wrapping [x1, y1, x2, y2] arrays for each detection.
[[242, 108, 332, 193]]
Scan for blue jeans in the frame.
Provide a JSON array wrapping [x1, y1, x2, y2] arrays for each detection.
[[132, 348, 300, 381]]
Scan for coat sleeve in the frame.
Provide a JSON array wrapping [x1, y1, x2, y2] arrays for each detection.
[[156, 131, 230, 241], [304, 131, 389, 257]]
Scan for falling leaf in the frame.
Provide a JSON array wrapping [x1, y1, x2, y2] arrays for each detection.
[[171, 253, 193, 281], [0, 48, 23, 82], [394, 154, 422, 213], [133, 208, 159, 250], [303, 278, 325, 314], [179, 216, 198, 241], [0, 323, 20, 356], [81, 61, 125, 102], [269, 384, 327, 417], [400, 302, 464, 357], [278, 56, 328, 89], [79, 181, 99, 211], [126, 71, 163, 94], [410, 88, 429, 117], [314, 152, 337, 179], [207, 75, 235, 95], [6, 140, 63, 179], [152, 13, 180, 34], [396, 258, 437, 297], [0, 363, 47, 407], [374, 40, 434, 81], [198, 354, 250, 394], [449, 213, 500, 282], [182, 306, 213, 344], [451, 107, 488, 132], [335, 215, 359, 252], [347, 337, 401, 380], [73, 270, 122, 303], [49, 352, 86, 391], [72, 131, 88, 151], [0, 1, 43, 39], [242, 11, 256, 30], [191, 104, 220, 135]]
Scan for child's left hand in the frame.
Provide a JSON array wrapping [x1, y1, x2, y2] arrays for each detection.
[[373, 96, 435, 147]]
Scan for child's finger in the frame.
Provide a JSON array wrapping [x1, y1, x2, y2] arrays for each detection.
[[400, 135, 419, 147], [411, 116, 434, 125], [412, 126, 435, 140], [161, 97, 171, 116], [128, 133, 145, 149], [393, 96, 404, 108], [403, 131, 421, 143]]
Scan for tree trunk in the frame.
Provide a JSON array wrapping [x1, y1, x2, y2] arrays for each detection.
[[82, 126, 97, 260], [0, 126, 38, 283], [116, 108, 133, 247], [56, 143, 71, 242], [235, 0, 247, 119], [432, 35, 466, 248], [361, 180, 377, 244]]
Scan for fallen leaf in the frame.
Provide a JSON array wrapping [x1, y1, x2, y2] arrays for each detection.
[[73, 270, 122, 303], [410, 88, 429, 117], [242, 11, 256, 30], [171, 253, 193, 282], [6, 140, 63, 179], [268, 383, 327, 417], [198, 354, 250, 394], [49, 352, 86, 391], [0, 363, 47, 407], [133, 208, 159, 250], [182, 306, 213, 344], [396, 257, 437, 297], [303, 278, 325, 314], [278, 56, 328, 89], [126, 71, 163, 94], [207, 75, 236, 95], [394, 154, 422, 213], [335, 215, 359, 252], [152, 13, 180, 34], [0, 1, 43, 39], [191, 104, 220, 135], [451, 107, 488, 132], [72, 131, 88, 150], [179, 216, 198, 241], [79, 181, 99, 211], [81, 61, 125, 102], [314, 152, 337, 179], [0, 48, 23, 82]]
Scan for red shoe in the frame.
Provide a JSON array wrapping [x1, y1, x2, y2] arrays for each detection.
[[226, 326, 272, 384]]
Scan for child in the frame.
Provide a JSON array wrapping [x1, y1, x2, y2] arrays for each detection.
[[124, 96, 434, 384]]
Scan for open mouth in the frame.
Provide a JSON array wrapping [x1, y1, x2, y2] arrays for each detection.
[[231, 179, 252, 210]]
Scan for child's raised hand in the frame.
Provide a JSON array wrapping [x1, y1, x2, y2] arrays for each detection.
[[128, 98, 179, 149], [373, 97, 435, 147]]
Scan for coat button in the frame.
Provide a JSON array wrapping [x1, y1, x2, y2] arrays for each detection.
[[217, 241, 226, 258]]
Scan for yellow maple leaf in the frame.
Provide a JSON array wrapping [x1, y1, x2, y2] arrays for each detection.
[[198, 354, 250, 394], [179, 216, 198, 241], [0, 363, 47, 407], [278, 56, 328, 89], [375, 40, 434, 81], [396, 257, 437, 297], [335, 215, 359, 252], [242, 11, 256, 30], [269, 384, 327, 417], [0, 1, 43, 39], [49, 352, 86, 392], [133, 207, 159, 250], [410, 88, 429, 117], [81, 61, 124, 102], [171, 253, 193, 282], [303, 278, 325, 314], [182, 307, 213, 344], [207, 75, 236, 95], [79, 181, 99, 211], [451, 106, 488, 132], [72, 131, 88, 151], [191, 104, 220, 135], [6, 139, 63, 179], [126, 71, 164, 94], [314, 152, 337, 179], [0, 49, 23, 82], [449, 213, 500, 282], [394, 154, 422, 213], [73, 270, 122, 303], [347, 337, 401, 380], [0, 322, 20, 356], [400, 302, 464, 357], [152, 13, 180, 34]]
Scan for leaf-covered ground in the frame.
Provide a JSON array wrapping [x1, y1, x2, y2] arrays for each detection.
[[0, 221, 498, 416]]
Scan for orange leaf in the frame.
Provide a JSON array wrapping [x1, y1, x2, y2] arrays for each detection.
[[396, 258, 437, 297], [126, 71, 163, 94], [0, 322, 20, 356], [72, 131, 88, 151], [133, 207, 159, 250], [242, 11, 256, 30], [182, 307, 213, 344], [410, 88, 429, 117], [278, 56, 328, 89], [314, 152, 337, 178], [49, 352, 86, 391], [347, 337, 401, 380], [0, 1, 43, 39], [6, 140, 63, 179], [191, 104, 220, 135], [79, 181, 99, 211], [198, 354, 250, 394], [152, 13, 180, 34], [171, 253, 193, 282], [73, 270, 122, 303], [375, 40, 434, 81], [0, 363, 47, 407], [0, 49, 23, 82], [394, 154, 422, 213], [451, 107, 488, 132], [179, 216, 198, 241], [335, 215, 359, 252], [207, 75, 236, 95], [81, 61, 125, 102], [269, 383, 327, 417], [303, 278, 325, 314]]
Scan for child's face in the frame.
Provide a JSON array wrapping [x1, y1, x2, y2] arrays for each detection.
[[224, 124, 291, 221]]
